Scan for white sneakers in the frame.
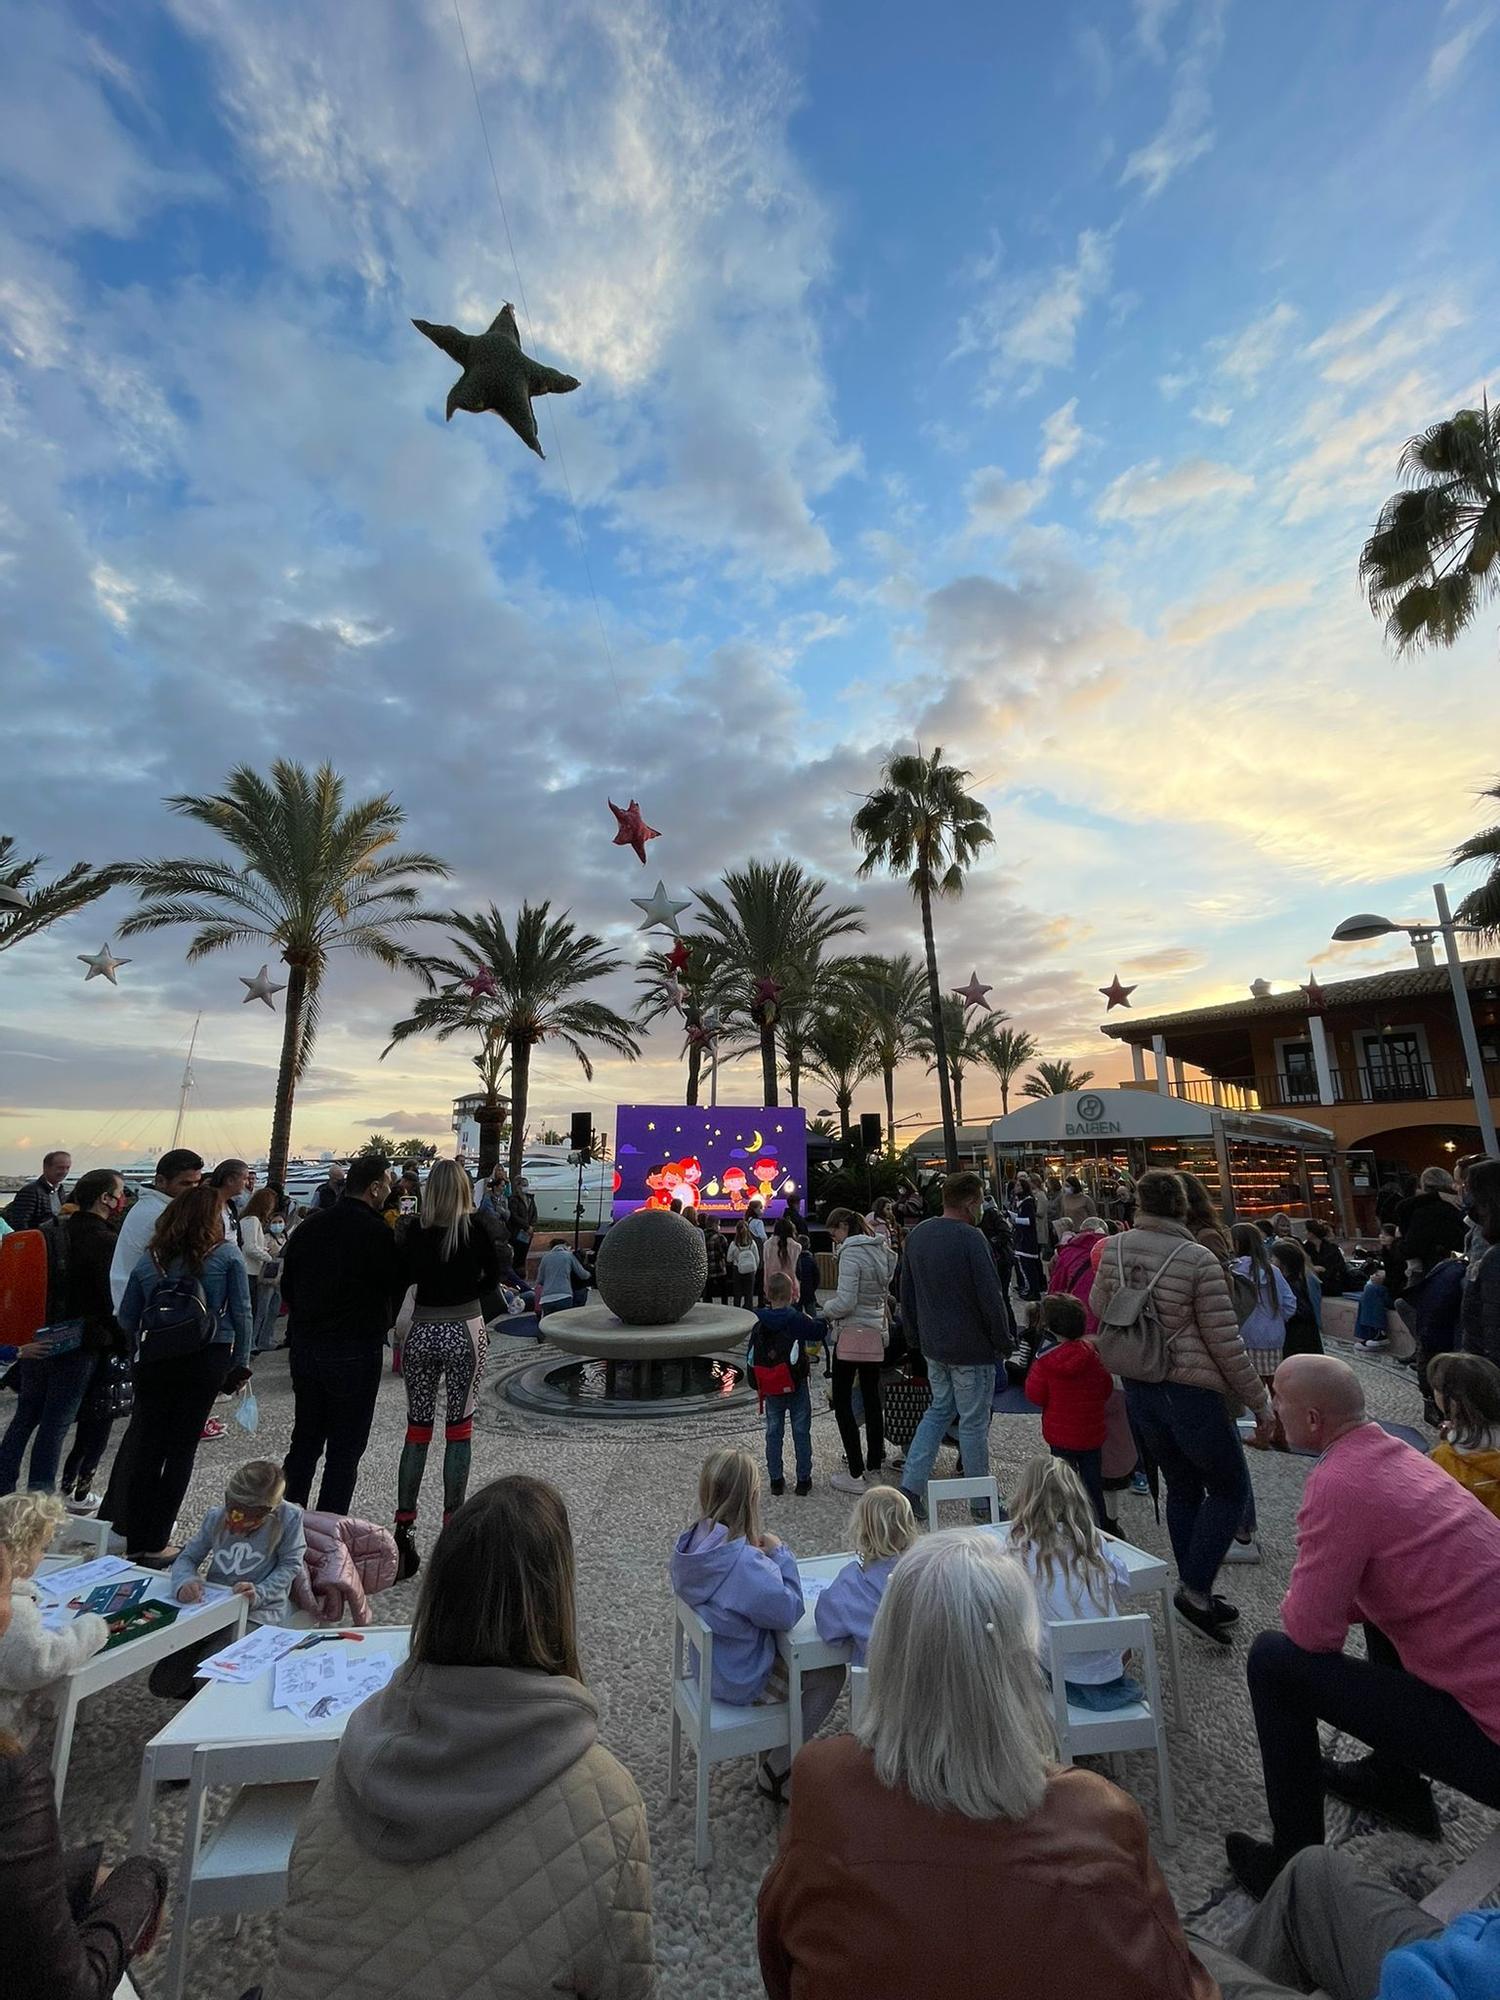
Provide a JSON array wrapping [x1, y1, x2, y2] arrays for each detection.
[[65, 1492, 103, 1515], [1224, 1536, 1262, 1563], [830, 1471, 867, 1495]]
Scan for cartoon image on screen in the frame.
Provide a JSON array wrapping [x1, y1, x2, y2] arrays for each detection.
[[612, 1106, 808, 1222]]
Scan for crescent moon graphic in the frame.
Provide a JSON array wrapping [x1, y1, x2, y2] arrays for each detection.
[[747, 1128, 764, 1152]]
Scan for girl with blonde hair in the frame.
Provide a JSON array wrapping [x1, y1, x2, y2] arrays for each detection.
[[170, 1458, 305, 1620], [0, 1492, 110, 1742], [814, 1485, 919, 1665], [670, 1447, 840, 1798], [1008, 1455, 1142, 1711], [394, 1158, 503, 1579]]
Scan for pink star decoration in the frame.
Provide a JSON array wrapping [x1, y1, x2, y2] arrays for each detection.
[[608, 798, 660, 864], [952, 970, 993, 1011], [1099, 974, 1137, 1011]]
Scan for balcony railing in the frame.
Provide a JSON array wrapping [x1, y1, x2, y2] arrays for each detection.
[[1156, 1061, 1500, 1113]]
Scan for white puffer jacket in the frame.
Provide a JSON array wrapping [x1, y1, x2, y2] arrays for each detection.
[[825, 1233, 895, 1341]]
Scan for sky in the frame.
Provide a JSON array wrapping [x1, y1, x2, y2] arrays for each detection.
[[3, 0, 1498, 1171]]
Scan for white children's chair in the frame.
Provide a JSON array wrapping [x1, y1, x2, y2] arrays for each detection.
[[668, 1597, 791, 1867], [925, 1474, 1003, 1530], [1045, 1613, 1176, 1846], [848, 1664, 871, 1728]]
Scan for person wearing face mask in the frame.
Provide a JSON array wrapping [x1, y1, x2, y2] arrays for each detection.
[[0, 1172, 131, 1499]]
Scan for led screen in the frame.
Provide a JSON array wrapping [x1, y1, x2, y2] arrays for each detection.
[[611, 1104, 808, 1221]]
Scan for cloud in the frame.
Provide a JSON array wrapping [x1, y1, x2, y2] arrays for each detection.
[[363, 1110, 450, 1136], [963, 466, 1042, 536], [1121, 0, 1227, 199], [1216, 302, 1298, 387], [955, 231, 1113, 396], [1134, 0, 1184, 60], [1428, 9, 1493, 96], [1096, 455, 1253, 522], [1164, 576, 1317, 647], [1304, 294, 1401, 359], [1191, 399, 1233, 427], [1039, 398, 1084, 474]]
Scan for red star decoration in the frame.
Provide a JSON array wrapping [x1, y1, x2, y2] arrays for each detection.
[[751, 974, 783, 1024], [952, 970, 993, 1012], [682, 1019, 719, 1058], [463, 969, 497, 999], [1301, 975, 1327, 1012], [608, 797, 660, 864], [665, 938, 690, 974], [1099, 973, 1137, 1011]]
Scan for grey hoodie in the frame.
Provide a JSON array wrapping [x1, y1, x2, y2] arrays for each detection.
[[334, 1661, 598, 1864]]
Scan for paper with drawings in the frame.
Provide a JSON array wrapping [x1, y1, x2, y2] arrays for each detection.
[[194, 1624, 306, 1684], [799, 1577, 832, 1606], [35, 1555, 134, 1603], [273, 1648, 397, 1724]]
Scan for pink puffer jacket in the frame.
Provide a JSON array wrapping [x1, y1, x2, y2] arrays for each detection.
[[1088, 1215, 1271, 1416], [290, 1513, 399, 1627]]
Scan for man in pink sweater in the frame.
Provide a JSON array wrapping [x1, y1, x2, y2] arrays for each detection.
[[1227, 1354, 1500, 1901]]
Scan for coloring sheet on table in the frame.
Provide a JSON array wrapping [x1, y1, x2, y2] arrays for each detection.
[[35, 1555, 134, 1603], [799, 1577, 832, 1606], [273, 1647, 397, 1724], [194, 1624, 306, 1684]]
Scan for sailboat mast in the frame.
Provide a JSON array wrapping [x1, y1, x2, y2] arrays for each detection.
[[170, 1014, 200, 1152]]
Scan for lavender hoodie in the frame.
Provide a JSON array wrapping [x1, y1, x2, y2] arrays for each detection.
[[669, 1521, 804, 1704], [813, 1555, 897, 1667]]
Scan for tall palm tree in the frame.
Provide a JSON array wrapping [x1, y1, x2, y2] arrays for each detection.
[[120, 762, 448, 1183], [851, 952, 928, 1154], [0, 836, 124, 956], [1359, 398, 1500, 651], [693, 861, 865, 1106], [917, 995, 1005, 1130], [803, 1006, 879, 1148], [1451, 777, 1500, 938], [386, 901, 640, 1181], [634, 934, 720, 1105], [1020, 1058, 1095, 1101], [985, 1024, 1039, 1115], [852, 747, 994, 1171]]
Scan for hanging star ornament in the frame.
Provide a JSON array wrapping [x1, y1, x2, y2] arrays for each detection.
[[1301, 975, 1327, 1013], [239, 964, 287, 1010], [660, 974, 687, 1013], [953, 970, 993, 1012], [412, 303, 579, 458], [608, 798, 660, 864], [665, 937, 690, 974], [682, 1014, 720, 1060], [78, 943, 130, 985], [751, 975, 783, 1025], [1099, 973, 1137, 1011], [463, 969, 498, 1000], [631, 880, 691, 935]]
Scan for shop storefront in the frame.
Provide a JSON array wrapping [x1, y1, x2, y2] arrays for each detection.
[[986, 1089, 1373, 1232]]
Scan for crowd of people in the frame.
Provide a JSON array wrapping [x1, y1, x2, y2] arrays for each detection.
[[4, 1144, 1500, 1998]]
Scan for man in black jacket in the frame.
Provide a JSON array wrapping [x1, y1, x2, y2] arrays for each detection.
[[2, 1151, 71, 1230], [1397, 1167, 1468, 1277], [280, 1154, 403, 1514]]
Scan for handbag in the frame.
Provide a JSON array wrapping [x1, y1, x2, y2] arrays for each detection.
[[882, 1370, 933, 1449], [835, 1322, 887, 1362]]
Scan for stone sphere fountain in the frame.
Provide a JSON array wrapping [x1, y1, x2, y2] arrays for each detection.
[[502, 1209, 758, 1420]]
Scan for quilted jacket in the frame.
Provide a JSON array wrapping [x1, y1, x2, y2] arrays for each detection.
[[272, 1662, 655, 2000], [1088, 1216, 1270, 1416], [289, 1511, 398, 1627]]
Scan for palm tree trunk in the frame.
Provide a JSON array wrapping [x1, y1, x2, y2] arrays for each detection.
[[267, 960, 307, 1185], [919, 877, 958, 1171], [477, 1096, 506, 1177], [760, 1020, 779, 1106], [838, 1090, 853, 1149], [1001, 1074, 1011, 1116], [953, 1068, 964, 1128], [685, 1034, 701, 1107], [884, 1064, 896, 1156], [788, 1053, 801, 1108], [508, 1037, 531, 1183]]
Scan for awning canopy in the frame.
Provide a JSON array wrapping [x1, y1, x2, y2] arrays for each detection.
[[986, 1088, 1334, 1149]]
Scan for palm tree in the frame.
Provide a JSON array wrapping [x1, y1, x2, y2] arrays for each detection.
[[1359, 398, 1500, 651], [386, 901, 640, 1182], [693, 861, 865, 1106], [0, 836, 124, 956], [851, 953, 928, 1154], [803, 1006, 879, 1148], [985, 1024, 1039, 1115], [853, 747, 994, 1171], [120, 762, 448, 1184], [1451, 778, 1500, 937], [634, 935, 720, 1105], [1020, 1058, 1095, 1101], [917, 995, 1004, 1130], [361, 1133, 398, 1158]]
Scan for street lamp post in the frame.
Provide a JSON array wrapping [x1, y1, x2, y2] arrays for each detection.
[[1332, 882, 1499, 1159]]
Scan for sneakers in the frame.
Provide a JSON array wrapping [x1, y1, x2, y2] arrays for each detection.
[[1209, 1595, 1240, 1624], [1321, 1755, 1442, 1841], [1355, 1337, 1389, 1353], [1224, 1831, 1283, 1901], [1129, 1470, 1150, 1494], [794, 1480, 812, 1497], [830, 1470, 867, 1495], [65, 1492, 103, 1515], [1224, 1536, 1262, 1563], [769, 1479, 786, 1496], [1173, 1588, 1234, 1646], [199, 1418, 227, 1442]]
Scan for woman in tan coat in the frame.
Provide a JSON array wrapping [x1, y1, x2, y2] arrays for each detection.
[[1089, 1170, 1272, 1646], [272, 1477, 654, 2000]]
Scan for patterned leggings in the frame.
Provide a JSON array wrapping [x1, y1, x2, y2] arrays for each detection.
[[397, 1315, 488, 1527]]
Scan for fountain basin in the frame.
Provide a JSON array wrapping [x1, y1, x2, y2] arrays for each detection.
[[539, 1299, 755, 1362]]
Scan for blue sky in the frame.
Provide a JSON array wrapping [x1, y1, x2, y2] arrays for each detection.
[[3, 0, 1498, 1167]]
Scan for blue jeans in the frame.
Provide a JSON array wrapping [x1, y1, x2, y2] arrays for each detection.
[[0, 1347, 98, 1493], [252, 1282, 283, 1351], [902, 1360, 995, 1501], [1124, 1378, 1250, 1595], [764, 1381, 812, 1485], [1355, 1280, 1389, 1340]]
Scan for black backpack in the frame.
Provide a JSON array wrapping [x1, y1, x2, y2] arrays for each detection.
[[138, 1261, 213, 1361]]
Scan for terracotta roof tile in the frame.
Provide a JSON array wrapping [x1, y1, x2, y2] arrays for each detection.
[[1101, 956, 1500, 1040]]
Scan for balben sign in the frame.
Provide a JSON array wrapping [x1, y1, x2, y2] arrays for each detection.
[[1064, 1092, 1122, 1137]]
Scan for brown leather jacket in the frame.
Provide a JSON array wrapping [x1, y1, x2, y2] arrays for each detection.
[[758, 1742, 1219, 2000], [0, 1737, 165, 2000], [1088, 1215, 1271, 1416]]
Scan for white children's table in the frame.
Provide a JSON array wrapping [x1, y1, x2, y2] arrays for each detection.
[[36, 1555, 249, 1807], [778, 1553, 856, 1759], [132, 1625, 412, 1851]]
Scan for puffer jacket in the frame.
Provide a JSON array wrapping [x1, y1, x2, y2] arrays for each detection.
[[1088, 1216, 1269, 1415], [289, 1512, 398, 1627], [272, 1662, 654, 2000], [824, 1233, 895, 1337]]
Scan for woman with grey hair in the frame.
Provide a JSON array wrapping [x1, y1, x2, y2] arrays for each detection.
[[757, 1529, 1217, 1999]]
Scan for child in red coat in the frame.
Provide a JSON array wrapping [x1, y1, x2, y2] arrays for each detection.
[[1024, 1294, 1118, 1533]]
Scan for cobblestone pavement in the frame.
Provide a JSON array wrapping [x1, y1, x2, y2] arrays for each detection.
[[49, 1328, 1498, 1997]]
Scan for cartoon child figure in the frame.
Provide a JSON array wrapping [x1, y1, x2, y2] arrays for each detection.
[[752, 1156, 779, 1203], [720, 1164, 749, 1210]]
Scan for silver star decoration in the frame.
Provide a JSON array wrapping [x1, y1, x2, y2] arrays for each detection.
[[632, 880, 691, 934], [953, 969, 993, 1011], [239, 963, 287, 1010], [78, 943, 130, 985], [661, 974, 687, 1013]]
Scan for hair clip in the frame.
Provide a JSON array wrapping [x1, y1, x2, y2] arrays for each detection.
[[984, 1620, 995, 1633]]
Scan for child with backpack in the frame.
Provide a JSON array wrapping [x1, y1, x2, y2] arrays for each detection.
[[813, 1485, 918, 1665], [1009, 1455, 1142, 1712], [748, 1273, 820, 1496], [1024, 1294, 1119, 1533]]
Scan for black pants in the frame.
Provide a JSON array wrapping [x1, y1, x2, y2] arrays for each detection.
[[1247, 1623, 1500, 1857], [1050, 1443, 1111, 1528], [62, 1409, 115, 1495], [284, 1343, 383, 1515], [124, 1343, 229, 1553], [99, 1406, 142, 1532], [730, 1271, 756, 1309], [832, 1358, 884, 1476]]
